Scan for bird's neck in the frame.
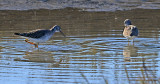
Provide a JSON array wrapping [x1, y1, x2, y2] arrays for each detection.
[[50, 28, 56, 32], [125, 23, 132, 27]]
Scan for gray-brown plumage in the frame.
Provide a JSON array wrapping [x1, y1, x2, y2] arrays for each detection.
[[14, 25, 65, 48], [123, 19, 138, 43], [14, 29, 51, 38]]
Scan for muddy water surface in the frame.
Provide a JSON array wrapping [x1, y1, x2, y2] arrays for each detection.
[[0, 8, 160, 84]]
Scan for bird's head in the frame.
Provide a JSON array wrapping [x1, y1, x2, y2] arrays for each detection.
[[51, 25, 65, 37], [124, 19, 132, 26]]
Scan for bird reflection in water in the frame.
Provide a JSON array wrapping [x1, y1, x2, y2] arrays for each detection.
[[14, 50, 63, 67], [123, 45, 138, 62]]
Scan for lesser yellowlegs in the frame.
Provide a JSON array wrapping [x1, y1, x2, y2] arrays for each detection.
[[123, 19, 138, 44], [14, 25, 65, 48]]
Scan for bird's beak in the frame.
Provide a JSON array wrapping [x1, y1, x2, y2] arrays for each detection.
[[60, 30, 66, 37]]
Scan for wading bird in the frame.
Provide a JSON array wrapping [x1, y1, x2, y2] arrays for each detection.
[[123, 19, 138, 45], [14, 25, 65, 48]]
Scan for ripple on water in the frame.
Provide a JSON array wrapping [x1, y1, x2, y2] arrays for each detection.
[[0, 35, 159, 84], [0, 8, 160, 83]]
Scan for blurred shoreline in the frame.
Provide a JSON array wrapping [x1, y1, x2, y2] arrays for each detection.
[[0, 0, 160, 11]]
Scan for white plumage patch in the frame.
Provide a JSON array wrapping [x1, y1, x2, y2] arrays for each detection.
[[125, 36, 137, 40]]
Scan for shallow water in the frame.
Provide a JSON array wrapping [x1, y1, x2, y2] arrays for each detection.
[[0, 9, 160, 84]]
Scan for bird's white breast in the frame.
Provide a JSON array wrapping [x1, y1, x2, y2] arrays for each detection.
[[28, 33, 53, 43]]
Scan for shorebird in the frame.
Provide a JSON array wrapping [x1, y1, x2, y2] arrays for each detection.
[[14, 25, 65, 48], [123, 19, 138, 44]]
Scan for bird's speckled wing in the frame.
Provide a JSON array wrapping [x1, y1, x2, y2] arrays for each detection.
[[16, 29, 50, 38], [130, 26, 138, 36], [123, 25, 138, 37]]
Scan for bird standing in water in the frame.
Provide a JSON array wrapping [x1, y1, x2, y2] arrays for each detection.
[[14, 25, 65, 48], [123, 19, 138, 45]]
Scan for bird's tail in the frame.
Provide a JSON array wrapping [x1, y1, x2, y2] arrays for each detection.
[[14, 33, 21, 36]]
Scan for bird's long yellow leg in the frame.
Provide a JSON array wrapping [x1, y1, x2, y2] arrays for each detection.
[[128, 39, 130, 46], [25, 39, 38, 48]]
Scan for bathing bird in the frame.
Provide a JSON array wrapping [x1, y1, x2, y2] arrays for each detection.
[[123, 19, 138, 44], [14, 25, 65, 48]]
